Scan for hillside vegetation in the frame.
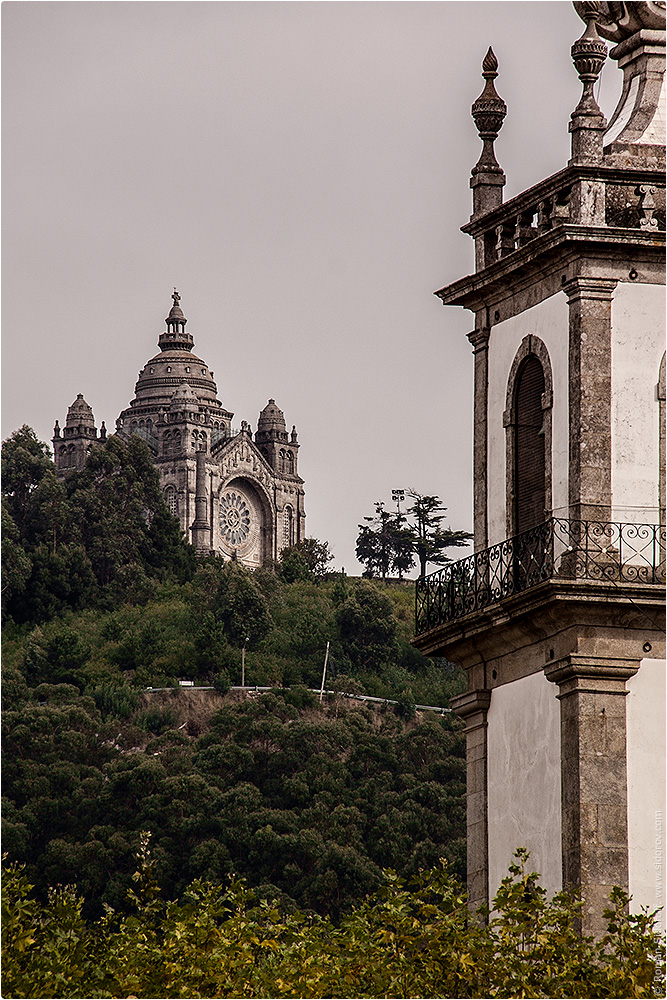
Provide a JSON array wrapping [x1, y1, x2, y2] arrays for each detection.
[[2, 427, 466, 921]]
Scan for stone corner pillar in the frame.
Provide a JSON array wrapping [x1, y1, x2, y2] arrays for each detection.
[[544, 654, 640, 938], [563, 276, 618, 524], [451, 688, 492, 916], [190, 449, 210, 552], [467, 327, 490, 552]]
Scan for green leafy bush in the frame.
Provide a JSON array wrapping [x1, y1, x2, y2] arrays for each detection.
[[2, 846, 664, 999]]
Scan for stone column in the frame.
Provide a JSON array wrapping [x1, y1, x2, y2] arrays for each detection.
[[191, 449, 210, 552], [451, 688, 492, 915], [564, 277, 617, 523], [468, 327, 490, 552], [545, 655, 639, 938]]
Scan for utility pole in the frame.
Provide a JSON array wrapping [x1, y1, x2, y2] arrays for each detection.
[[319, 641, 330, 702], [241, 636, 249, 687]]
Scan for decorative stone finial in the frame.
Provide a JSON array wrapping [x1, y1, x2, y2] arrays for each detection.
[[569, 3, 608, 162], [470, 47, 507, 216], [571, 3, 608, 115], [574, 1, 666, 154]]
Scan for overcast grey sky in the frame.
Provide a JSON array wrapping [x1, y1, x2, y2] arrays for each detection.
[[2, 2, 623, 573]]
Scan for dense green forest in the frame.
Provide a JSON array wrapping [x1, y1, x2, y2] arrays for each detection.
[[2, 427, 465, 921]]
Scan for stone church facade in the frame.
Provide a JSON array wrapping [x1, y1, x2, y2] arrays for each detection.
[[53, 292, 305, 566], [414, 3, 665, 937]]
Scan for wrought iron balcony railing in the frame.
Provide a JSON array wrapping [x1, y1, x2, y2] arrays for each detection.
[[415, 518, 666, 637]]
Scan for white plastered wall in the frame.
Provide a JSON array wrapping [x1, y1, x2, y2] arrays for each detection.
[[486, 293, 569, 547], [626, 658, 666, 933], [487, 670, 562, 901], [611, 282, 664, 523]]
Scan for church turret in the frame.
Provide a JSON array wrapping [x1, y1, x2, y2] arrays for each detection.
[[255, 399, 299, 476], [53, 393, 99, 477]]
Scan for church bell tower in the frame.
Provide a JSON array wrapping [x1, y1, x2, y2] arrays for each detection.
[[414, 2, 665, 936]]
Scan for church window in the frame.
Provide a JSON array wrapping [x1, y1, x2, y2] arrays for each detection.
[[505, 337, 553, 539], [185, 366, 190, 372], [163, 432, 172, 458], [167, 366, 172, 373], [283, 505, 294, 548], [286, 450, 294, 473], [164, 486, 178, 517]]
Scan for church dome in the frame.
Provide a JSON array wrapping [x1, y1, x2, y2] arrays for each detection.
[[65, 394, 95, 427], [257, 399, 287, 433], [129, 291, 222, 412]]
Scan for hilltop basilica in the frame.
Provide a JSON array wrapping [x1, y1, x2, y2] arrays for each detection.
[[52, 291, 306, 567]]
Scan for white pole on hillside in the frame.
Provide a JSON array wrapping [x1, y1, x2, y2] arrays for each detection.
[[242, 636, 249, 687], [319, 641, 330, 703]]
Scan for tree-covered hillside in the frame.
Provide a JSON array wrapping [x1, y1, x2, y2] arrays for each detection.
[[2, 427, 466, 921]]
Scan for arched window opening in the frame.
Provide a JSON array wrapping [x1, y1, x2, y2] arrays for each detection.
[[514, 355, 546, 535], [164, 486, 178, 518], [286, 450, 294, 474], [163, 432, 172, 458], [283, 505, 294, 548]]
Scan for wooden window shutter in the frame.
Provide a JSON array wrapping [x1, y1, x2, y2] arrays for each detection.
[[514, 355, 546, 534]]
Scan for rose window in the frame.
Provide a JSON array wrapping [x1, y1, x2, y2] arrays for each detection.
[[220, 491, 252, 546]]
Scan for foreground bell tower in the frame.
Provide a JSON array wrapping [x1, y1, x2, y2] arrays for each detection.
[[415, 2, 665, 936]]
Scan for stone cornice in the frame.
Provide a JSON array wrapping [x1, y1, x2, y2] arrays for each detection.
[[412, 576, 665, 659], [435, 224, 665, 310]]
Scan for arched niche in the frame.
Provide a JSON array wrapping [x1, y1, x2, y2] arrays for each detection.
[[504, 335, 554, 538]]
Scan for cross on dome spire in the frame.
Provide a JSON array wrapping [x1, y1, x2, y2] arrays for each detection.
[[167, 288, 187, 326]]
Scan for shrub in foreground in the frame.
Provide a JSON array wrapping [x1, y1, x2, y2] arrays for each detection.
[[2, 844, 664, 999]]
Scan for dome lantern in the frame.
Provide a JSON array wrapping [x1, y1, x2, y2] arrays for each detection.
[[158, 288, 195, 352]]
